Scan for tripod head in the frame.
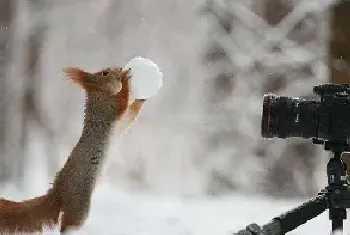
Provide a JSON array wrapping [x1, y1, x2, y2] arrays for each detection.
[[312, 138, 349, 187], [312, 138, 350, 154], [234, 139, 350, 235]]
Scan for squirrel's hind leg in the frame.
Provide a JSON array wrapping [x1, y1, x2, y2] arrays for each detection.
[[59, 201, 90, 234], [60, 211, 87, 234]]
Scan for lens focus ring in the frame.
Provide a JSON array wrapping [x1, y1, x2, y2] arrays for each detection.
[[261, 94, 276, 138]]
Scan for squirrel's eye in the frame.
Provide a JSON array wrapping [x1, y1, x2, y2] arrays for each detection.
[[102, 71, 109, 77]]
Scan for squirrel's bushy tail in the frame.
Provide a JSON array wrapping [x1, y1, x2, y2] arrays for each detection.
[[0, 188, 61, 233]]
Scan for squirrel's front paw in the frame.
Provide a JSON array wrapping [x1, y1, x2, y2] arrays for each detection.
[[123, 68, 136, 105]]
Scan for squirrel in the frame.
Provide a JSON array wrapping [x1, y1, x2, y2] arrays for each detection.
[[0, 66, 146, 234]]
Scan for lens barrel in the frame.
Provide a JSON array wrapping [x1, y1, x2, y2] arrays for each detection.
[[261, 94, 317, 139]]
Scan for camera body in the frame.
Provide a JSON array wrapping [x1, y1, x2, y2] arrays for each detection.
[[261, 83, 350, 143]]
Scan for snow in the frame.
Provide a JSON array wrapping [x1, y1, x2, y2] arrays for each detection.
[[81, 184, 350, 235], [124, 57, 163, 100], [1, 182, 344, 235]]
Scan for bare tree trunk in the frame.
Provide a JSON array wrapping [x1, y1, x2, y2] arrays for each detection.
[[6, 0, 54, 188], [24, 0, 61, 181], [20, 0, 46, 187], [329, 1, 350, 173], [0, 0, 14, 183]]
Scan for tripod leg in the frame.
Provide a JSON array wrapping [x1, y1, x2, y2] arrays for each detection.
[[329, 208, 346, 233], [327, 151, 348, 233], [332, 219, 342, 232]]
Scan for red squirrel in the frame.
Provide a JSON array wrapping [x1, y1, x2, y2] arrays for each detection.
[[0, 66, 145, 233]]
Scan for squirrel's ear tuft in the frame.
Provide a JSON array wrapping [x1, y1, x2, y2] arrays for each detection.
[[63, 67, 97, 91], [63, 67, 88, 85]]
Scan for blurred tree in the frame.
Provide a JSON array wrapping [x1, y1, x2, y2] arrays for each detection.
[[0, 0, 59, 188], [24, 0, 60, 181], [199, 0, 237, 195], [201, 0, 327, 197], [253, 0, 320, 198], [0, 0, 14, 184]]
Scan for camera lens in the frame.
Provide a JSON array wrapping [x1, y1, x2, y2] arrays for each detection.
[[261, 94, 276, 138], [261, 93, 318, 139], [261, 94, 294, 138]]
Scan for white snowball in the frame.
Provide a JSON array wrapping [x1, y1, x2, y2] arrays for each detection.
[[123, 57, 163, 99]]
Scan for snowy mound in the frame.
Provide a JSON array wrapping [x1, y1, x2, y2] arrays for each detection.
[[124, 57, 163, 99]]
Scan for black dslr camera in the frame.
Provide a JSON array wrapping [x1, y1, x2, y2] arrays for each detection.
[[261, 83, 350, 143], [234, 84, 350, 235]]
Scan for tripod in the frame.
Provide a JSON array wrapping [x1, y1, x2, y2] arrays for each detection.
[[234, 139, 350, 235]]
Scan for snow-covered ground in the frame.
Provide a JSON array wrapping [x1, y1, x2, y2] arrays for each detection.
[[82, 183, 350, 235], [2, 182, 347, 235]]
